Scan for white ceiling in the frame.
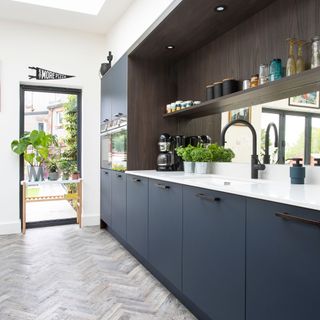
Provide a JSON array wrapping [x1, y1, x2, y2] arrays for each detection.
[[0, 0, 135, 34]]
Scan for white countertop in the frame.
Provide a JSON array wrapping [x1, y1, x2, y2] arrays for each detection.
[[126, 170, 320, 212]]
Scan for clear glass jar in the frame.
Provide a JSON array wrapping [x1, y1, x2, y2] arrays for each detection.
[[311, 36, 320, 69]]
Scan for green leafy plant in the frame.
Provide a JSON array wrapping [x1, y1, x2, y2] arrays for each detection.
[[11, 130, 57, 166], [207, 143, 235, 162], [176, 145, 195, 162], [58, 158, 75, 178], [190, 146, 212, 162], [46, 159, 59, 173]]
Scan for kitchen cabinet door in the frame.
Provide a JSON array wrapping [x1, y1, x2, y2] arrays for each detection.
[[183, 186, 246, 320], [111, 171, 127, 240], [100, 169, 112, 225], [100, 69, 113, 123], [148, 179, 183, 290], [246, 198, 320, 320], [111, 55, 128, 119], [126, 175, 148, 259]]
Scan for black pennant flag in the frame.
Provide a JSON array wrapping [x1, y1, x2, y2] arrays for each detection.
[[28, 67, 75, 80]]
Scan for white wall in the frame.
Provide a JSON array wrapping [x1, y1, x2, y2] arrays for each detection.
[[104, 0, 181, 63], [0, 19, 105, 234]]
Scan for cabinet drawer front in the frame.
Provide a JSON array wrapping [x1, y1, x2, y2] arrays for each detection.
[[127, 175, 149, 259], [183, 186, 246, 320], [111, 172, 127, 240], [100, 169, 112, 224], [148, 179, 183, 290], [246, 198, 320, 320]]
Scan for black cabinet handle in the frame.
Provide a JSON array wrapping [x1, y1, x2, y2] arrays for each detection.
[[196, 193, 221, 202], [104, 171, 109, 175], [114, 112, 124, 118], [117, 174, 123, 178], [133, 178, 141, 182], [275, 212, 320, 228], [156, 183, 170, 190]]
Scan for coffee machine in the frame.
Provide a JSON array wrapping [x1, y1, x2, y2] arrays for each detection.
[[157, 133, 174, 171]]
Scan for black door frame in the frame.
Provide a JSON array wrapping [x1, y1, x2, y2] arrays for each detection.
[[20, 84, 82, 229]]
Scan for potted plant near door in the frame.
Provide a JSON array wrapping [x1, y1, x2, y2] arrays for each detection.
[[58, 159, 73, 180], [46, 159, 60, 181], [11, 130, 57, 182]]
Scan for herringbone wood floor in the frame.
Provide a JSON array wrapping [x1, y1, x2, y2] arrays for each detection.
[[0, 225, 196, 320]]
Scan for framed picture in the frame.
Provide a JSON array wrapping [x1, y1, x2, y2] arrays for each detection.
[[228, 107, 251, 124], [289, 92, 320, 108]]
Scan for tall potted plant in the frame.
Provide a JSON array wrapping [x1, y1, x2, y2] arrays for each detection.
[[11, 130, 57, 181]]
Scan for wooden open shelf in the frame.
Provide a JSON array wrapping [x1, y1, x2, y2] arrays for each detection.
[[163, 67, 320, 119]]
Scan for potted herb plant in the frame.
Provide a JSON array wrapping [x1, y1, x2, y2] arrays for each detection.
[[207, 144, 235, 173], [11, 130, 57, 182], [176, 145, 195, 173], [47, 159, 60, 181], [190, 146, 213, 174]]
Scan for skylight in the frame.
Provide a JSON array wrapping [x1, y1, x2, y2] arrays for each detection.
[[11, 0, 107, 15]]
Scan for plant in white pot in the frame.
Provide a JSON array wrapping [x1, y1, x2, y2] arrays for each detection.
[[176, 145, 195, 173], [190, 146, 212, 174], [207, 143, 235, 173], [11, 130, 57, 182]]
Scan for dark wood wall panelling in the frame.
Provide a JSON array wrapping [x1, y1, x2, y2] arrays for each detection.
[[177, 0, 320, 142], [128, 0, 320, 169], [127, 58, 178, 170]]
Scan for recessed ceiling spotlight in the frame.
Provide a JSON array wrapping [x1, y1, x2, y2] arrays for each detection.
[[215, 5, 227, 12], [166, 45, 175, 50]]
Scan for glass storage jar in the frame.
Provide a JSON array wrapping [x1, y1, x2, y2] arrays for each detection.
[[311, 36, 320, 69]]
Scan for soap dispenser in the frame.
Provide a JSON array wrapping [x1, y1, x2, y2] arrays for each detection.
[[289, 158, 305, 184]]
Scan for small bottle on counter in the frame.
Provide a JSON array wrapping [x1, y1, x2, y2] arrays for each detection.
[[289, 158, 305, 184]]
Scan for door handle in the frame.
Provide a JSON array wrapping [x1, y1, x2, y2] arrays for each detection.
[[133, 178, 141, 182], [275, 212, 320, 228], [156, 183, 170, 190], [196, 193, 221, 202]]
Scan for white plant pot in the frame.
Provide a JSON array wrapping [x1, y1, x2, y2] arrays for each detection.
[[195, 162, 209, 174], [207, 162, 215, 174], [183, 161, 195, 173]]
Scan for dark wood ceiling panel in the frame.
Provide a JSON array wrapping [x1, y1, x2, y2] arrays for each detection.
[[130, 0, 277, 61]]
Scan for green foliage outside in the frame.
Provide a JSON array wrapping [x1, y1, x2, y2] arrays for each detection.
[[58, 95, 78, 176], [112, 131, 127, 152]]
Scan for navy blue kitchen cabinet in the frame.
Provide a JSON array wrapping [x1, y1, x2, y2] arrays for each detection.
[[148, 179, 183, 290], [111, 55, 128, 119], [110, 171, 127, 240], [183, 186, 246, 320], [100, 169, 112, 225], [100, 55, 128, 122], [126, 175, 149, 259], [100, 66, 113, 123], [246, 198, 320, 320]]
